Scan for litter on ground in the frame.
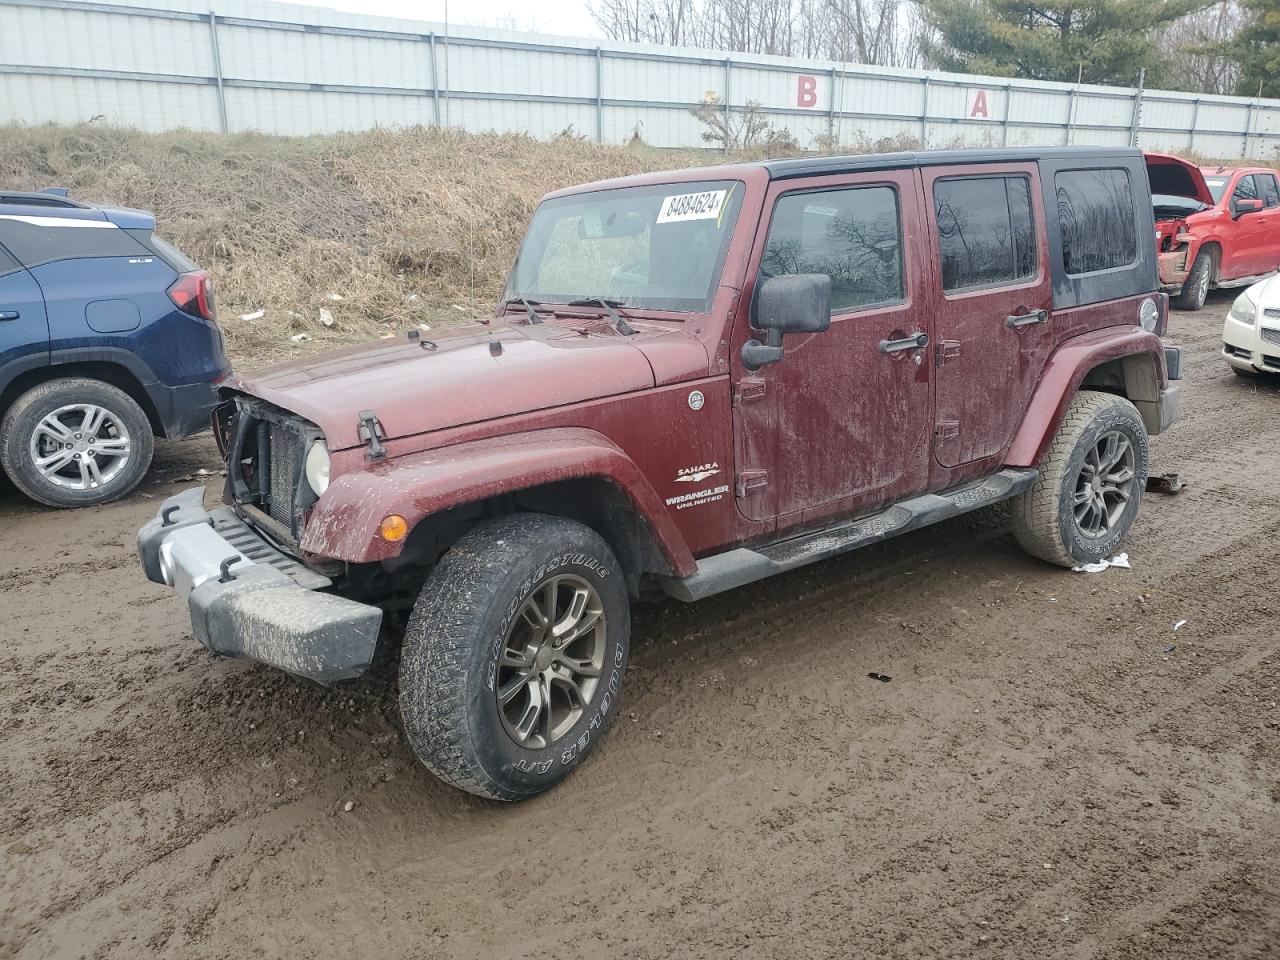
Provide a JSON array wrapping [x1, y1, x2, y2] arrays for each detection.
[[1073, 552, 1130, 573]]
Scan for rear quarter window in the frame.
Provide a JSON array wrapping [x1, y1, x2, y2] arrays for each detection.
[[0, 243, 20, 277], [1055, 168, 1137, 275]]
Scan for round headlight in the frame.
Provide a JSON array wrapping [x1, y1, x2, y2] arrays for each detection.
[[1229, 292, 1257, 325], [1138, 297, 1159, 332], [304, 440, 331, 496]]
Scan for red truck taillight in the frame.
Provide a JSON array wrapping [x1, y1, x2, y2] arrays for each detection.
[[167, 270, 217, 322]]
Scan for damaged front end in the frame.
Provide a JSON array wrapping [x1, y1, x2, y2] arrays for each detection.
[[137, 397, 382, 684]]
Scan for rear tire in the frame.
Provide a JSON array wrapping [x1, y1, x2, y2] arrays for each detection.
[[1011, 390, 1149, 568], [0, 378, 154, 508], [399, 513, 630, 801], [1172, 250, 1211, 310]]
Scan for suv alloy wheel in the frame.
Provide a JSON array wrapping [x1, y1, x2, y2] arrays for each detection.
[[399, 513, 630, 800], [1011, 390, 1149, 567], [0, 378, 154, 508]]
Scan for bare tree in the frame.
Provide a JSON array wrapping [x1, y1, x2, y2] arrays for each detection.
[[588, 0, 928, 68], [1155, 1, 1245, 95]]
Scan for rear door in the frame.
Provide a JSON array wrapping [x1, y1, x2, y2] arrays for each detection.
[[922, 163, 1053, 467], [0, 241, 49, 376], [731, 169, 935, 526]]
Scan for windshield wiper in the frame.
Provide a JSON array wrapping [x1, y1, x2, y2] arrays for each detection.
[[503, 296, 544, 325], [566, 297, 637, 336]]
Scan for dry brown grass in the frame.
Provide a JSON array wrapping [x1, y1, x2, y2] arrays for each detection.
[[0, 123, 1265, 367], [0, 124, 713, 364]]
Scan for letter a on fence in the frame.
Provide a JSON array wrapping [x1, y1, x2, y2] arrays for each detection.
[[968, 89, 989, 119]]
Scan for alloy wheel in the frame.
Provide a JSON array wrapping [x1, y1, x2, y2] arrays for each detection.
[[28, 403, 132, 491], [1072, 429, 1135, 537], [496, 574, 606, 749]]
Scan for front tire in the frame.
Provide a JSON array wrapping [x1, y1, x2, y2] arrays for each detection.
[[0, 378, 154, 508], [1011, 390, 1149, 567], [399, 513, 630, 801], [1172, 250, 1211, 310]]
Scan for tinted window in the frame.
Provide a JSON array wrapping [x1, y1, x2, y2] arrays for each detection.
[[1233, 175, 1259, 202], [1258, 174, 1280, 208], [761, 185, 903, 313], [934, 176, 1036, 292], [0, 217, 147, 268], [1055, 169, 1137, 275]]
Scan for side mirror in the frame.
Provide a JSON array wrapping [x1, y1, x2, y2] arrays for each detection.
[[1233, 197, 1263, 219], [742, 274, 831, 371]]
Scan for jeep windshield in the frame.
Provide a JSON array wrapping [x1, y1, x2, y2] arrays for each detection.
[[504, 180, 744, 314]]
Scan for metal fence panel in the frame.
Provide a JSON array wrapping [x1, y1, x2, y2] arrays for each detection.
[[2, 0, 1279, 159]]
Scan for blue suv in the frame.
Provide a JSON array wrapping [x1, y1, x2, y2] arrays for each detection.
[[0, 189, 229, 507]]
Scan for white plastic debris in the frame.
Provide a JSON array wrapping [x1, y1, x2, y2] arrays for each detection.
[[326, 292, 344, 301], [418, 322, 431, 332], [1173, 618, 1188, 631], [289, 332, 312, 342], [318, 307, 335, 327], [1072, 552, 1130, 573], [238, 308, 265, 321], [405, 293, 420, 302]]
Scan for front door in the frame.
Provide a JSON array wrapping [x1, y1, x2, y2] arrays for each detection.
[[731, 169, 935, 526], [1228, 174, 1270, 277], [922, 163, 1053, 467]]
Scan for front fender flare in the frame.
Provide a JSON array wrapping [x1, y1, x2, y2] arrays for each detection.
[[299, 426, 696, 575], [1005, 327, 1168, 467]]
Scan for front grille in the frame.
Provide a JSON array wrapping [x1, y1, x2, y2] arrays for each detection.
[[1263, 308, 1280, 320], [227, 399, 313, 542], [1261, 327, 1280, 348], [266, 421, 300, 527]]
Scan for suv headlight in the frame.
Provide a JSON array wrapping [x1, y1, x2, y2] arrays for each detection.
[[304, 440, 331, 496], [1229, 292, 1257, 325]]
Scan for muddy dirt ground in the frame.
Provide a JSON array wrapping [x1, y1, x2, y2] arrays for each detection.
[[3, 294, 1279, 959]]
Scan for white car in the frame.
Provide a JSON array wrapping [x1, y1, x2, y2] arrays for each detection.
[[1222, 274, 1280, 377]]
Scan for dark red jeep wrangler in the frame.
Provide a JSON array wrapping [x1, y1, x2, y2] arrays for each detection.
[[139, 147, 1180, 800]]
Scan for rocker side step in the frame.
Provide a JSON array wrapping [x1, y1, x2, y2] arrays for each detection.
[[661, 468, 1038, 602]]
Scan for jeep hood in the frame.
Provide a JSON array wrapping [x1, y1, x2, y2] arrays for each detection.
[[232, 322, 690, 449], [1145, 152, 1215, 206]]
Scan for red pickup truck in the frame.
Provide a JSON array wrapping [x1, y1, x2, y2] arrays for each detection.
[[1149, 153, 1280, 310]]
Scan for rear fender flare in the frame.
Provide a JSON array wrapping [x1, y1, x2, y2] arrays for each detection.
[[1005, 327, 1167, 467], [299, 426, 697, 576]]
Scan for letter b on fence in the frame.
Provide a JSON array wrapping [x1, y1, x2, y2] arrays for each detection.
[[796, 74, 818, 108]]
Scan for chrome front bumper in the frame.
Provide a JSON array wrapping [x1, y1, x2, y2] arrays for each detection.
[[137, 487, 381, 684]]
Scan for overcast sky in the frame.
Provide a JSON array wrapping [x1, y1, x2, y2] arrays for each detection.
[[319, 0, 604, 38]]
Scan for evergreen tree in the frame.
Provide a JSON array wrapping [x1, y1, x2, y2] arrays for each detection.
[[920, 0, 1210, 86], [1232, 0, 1280, 97]]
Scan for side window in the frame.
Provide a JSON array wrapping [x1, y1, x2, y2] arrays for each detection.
[[933, 176, 1036, 292], [1233, 175, 1259, 202], [1258, 174, 1280, 208], [1055, 168, 1137, 275], [761, 185, 903, 313]]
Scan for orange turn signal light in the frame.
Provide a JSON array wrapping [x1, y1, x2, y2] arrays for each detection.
[[379, 514, 408, 542]]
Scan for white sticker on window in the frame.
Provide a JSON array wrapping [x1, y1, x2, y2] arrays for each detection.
[[656, 189, 728, 224], [804, 204, 839, 217]]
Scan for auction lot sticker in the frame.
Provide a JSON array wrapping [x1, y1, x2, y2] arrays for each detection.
[[657, 189, 728, 223]]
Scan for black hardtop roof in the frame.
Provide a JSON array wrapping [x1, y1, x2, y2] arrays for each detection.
[[762, 146, 1143, 180]]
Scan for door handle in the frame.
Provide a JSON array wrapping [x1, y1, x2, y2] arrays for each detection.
[[878, 332, 929, 354], [0, 311, 18, 321], [1006, 309, 1048, 329]]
